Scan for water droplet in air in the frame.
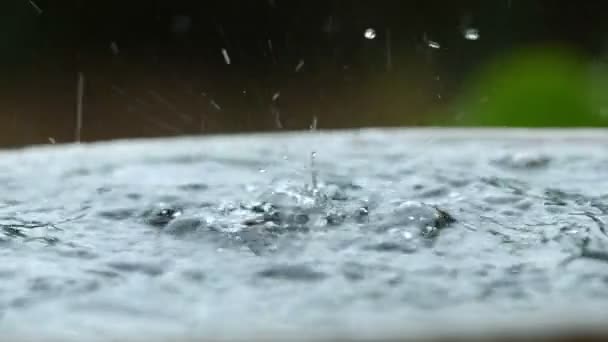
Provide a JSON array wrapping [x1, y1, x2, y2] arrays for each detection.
[[48, 137, 56, 144], [427, 40, 441, 49], [272, 92, 280, 101], [259, 168, 266, 173], [210, 100, 221, 110], [463, 28, 480, 41], [364, 28, 376, 40], [110, 41, 119, 55], [295, 60, 305, 72], [221, 48, 231, 65], [310, 116, 318, 131]]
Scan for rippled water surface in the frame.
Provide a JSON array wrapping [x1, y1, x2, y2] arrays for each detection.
[[1, 129, 607, 340]]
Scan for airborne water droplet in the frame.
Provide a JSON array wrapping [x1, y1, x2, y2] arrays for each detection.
[[364, 28, 376, 40], [221, 48, 231, 65], [427, 40, 441, 49], [463, 28, 480, 41], [110, 41, 119, 55], [295, 60, 305, 72]]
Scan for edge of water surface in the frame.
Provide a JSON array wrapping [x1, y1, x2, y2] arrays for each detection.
[[4, 307, 608, 342], [1, 127, 608, 155]]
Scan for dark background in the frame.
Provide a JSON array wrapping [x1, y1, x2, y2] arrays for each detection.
[[1, 0, 607, 147]]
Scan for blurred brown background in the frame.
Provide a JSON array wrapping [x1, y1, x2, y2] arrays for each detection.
[[1, 0, 607, 147]]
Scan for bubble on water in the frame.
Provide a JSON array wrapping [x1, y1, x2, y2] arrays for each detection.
[[463, 28, 480, 41], [364, 28, 376, 40], [427, 40, 441, 49]]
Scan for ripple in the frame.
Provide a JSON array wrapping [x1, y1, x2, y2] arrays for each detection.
[[492, 152, 552, 170], [106, 262, 165, 277], [256, 264, 327, 282]]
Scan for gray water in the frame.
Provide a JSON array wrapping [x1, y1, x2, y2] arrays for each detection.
[[1, 129, 608, 340]]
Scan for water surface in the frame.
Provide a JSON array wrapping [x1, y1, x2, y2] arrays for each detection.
[[1, 129, 607, 340]]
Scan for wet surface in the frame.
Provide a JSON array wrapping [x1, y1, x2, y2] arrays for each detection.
[[0, 129, 607, 340]]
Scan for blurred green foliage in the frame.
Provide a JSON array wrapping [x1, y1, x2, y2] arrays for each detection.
[[451, 47, 608, 127]]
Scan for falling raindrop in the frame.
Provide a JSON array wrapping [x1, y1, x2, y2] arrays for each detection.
[[259, 168, 266, 173], [110, 41, 120, 55], [272, 92, 280, 101], [295, 60, 305, 72], [210, 100, 222, 111], [427, 40, 441, 49], [75, 72, 85, 143], [28, 0, 42, 15], [221, 48, 231, 65], [48, 137, 56, 144], [463, 28, 480, 41], [364, 28, 376, 40], [310, 116, 318, 131]]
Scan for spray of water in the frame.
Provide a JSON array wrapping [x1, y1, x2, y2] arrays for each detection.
[[309, 116, 319, 193], [75, 72, 85, 143]]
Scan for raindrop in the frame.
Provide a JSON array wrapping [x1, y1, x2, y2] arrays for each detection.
[[427, 40, 441, 49], [210, 100, 222, 110], [364, 28, 376, 40], [48, 137, 56, 144], [310, 116, 318, 131], [259, 168, 266, 173], [272, 92, 280, 101], [75, 72, 85, 143], [463, 28, 480, 41], [295, 60, 305, 72], [28, 0, 43, 15], [109, 42, 120, 55], [221, 48, 231, 65]]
